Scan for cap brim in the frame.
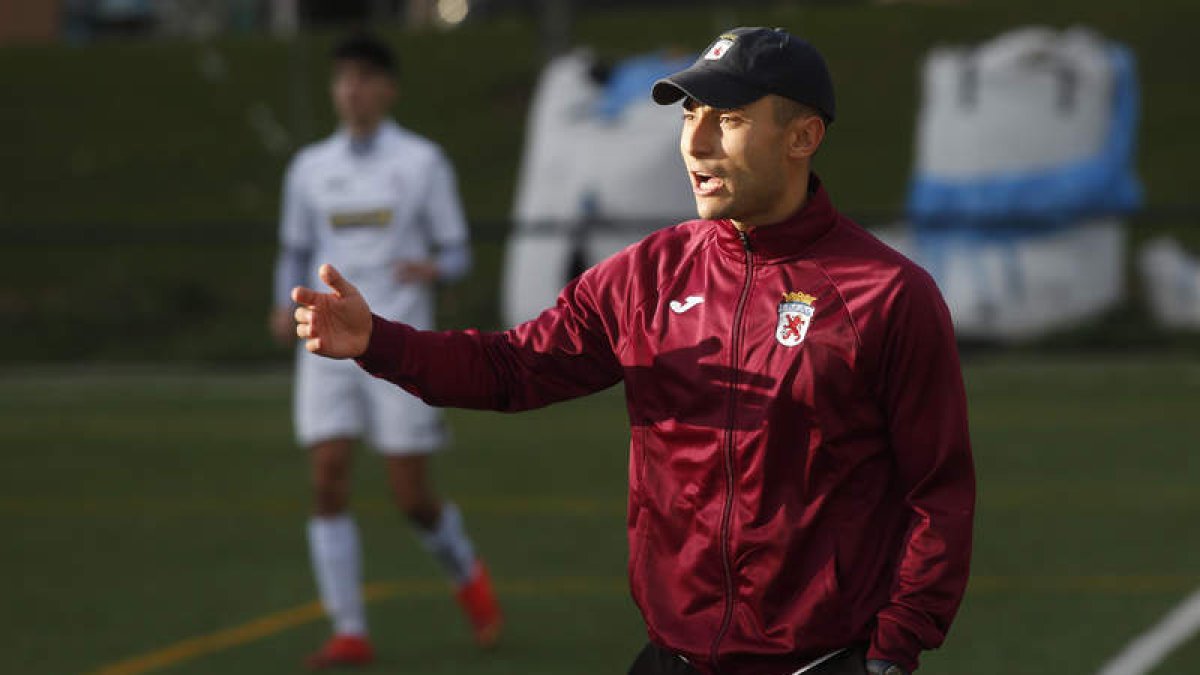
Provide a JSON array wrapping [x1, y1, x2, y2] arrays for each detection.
[[652, 66, 766, 109]]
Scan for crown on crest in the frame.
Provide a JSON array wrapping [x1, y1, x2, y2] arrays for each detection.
[[782, 291, 816, 305]]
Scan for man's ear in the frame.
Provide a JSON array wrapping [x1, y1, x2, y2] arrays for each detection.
[[787, 115, 826, 160]]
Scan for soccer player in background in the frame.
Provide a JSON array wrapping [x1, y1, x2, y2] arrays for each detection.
[[269, 33, 501, 669]]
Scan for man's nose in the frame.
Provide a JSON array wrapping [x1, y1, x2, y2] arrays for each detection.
[[681, 119, 715, 158]]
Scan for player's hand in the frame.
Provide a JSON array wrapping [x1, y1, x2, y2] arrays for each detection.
[[396, 259, 440, 284], [269, 307, 296, 346], [292, 264, 373, 358]]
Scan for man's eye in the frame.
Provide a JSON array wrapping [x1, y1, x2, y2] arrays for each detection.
[[719, 115, 740, 125]]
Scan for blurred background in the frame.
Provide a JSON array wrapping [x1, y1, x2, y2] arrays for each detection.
[[2, 1, 1197, 674]]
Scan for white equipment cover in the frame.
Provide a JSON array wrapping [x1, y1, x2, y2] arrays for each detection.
[[877, 220, 1126, 341], [502, 50, 695, 327], [1140, 237, 1200, 329], [909, 26, 1141, 227], [899, 26, 1142, 339]]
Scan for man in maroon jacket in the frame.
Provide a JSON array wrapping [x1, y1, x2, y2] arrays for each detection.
[[292, 27, 974, 675]]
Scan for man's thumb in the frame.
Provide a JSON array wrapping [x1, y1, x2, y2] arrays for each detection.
[[319, 264, 356, 298]]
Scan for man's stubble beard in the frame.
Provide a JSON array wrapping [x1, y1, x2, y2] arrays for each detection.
[[695, 178, 781, 224]]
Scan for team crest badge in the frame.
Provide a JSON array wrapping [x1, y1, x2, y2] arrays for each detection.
[[776, 291, 816, 347]]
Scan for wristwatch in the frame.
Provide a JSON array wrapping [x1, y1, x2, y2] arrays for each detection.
[[865, 660, 908, 675]]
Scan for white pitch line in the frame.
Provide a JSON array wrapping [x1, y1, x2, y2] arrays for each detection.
[[1097, 585, 1200, 675]]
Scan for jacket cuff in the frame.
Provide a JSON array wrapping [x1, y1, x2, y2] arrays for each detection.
[[355, 314, 408, 376], [869, 617, 921, 672]]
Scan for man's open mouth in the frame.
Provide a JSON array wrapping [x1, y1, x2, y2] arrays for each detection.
[[691, 171, 725, 195]]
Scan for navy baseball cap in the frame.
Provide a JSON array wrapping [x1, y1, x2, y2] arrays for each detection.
[[652, 27, 836, 122]]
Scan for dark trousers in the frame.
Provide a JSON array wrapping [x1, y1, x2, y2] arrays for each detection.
[[628, 642, 868, 675]]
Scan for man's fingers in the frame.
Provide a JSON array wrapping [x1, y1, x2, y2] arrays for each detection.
[[292, 285, 321, 306], [304, 337, 322, 353], [294, 306, 312, 324], [319, 263, 358, 299]]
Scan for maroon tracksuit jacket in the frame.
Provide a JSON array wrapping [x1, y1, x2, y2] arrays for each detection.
[[357, 177, 975, 674]]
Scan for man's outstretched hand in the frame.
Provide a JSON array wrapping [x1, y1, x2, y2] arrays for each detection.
[[292, 264, 373, 358]]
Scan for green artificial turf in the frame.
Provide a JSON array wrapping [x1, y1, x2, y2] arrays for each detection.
[[3, 356, 1198, 673]]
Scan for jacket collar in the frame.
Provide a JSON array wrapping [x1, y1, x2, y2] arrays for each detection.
[[712, 174, 839, 263]]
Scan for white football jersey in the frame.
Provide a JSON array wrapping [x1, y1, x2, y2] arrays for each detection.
[[279, 120, 469, 327]]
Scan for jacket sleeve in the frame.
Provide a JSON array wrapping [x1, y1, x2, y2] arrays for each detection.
[[355, 267, 624, 412], [868, 268, 976, 672], [420, 148, 473, 283], [274, 155, 315, 309]]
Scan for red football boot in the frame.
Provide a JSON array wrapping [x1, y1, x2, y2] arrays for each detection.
[[456, 561, 503, 648], [305, 634, 374, 670]]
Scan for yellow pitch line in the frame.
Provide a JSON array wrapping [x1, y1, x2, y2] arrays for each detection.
[[86, 574, 1199, 675], [86, 577, 627, 675], [88, 581, 411, 675]]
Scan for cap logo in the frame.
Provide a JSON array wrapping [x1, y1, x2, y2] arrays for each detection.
[[704, 38, 735, 61]]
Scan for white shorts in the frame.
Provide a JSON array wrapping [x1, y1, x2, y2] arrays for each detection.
[[293, 348, 446, 455]]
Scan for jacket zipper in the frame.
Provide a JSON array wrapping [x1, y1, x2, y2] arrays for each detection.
[[710, 228, 754, 671]]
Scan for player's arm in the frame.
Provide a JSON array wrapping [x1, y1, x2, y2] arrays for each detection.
[[870, 268, 976, 673], [397, 150, 473, 284], [295, 263, 623, 412], [273, 247, 312, 343], [271, 156, 316, 345]]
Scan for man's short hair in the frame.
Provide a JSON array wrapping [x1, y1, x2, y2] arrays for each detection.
[[772, 97, 828, 126], [332, 33, 397, 77]]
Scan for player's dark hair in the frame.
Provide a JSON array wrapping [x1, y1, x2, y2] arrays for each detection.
[[772, 97, 828, 127], [332, 33, 398, 77]]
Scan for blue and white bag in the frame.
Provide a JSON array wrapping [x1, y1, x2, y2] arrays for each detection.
[[907, 26, 1142, 229]]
